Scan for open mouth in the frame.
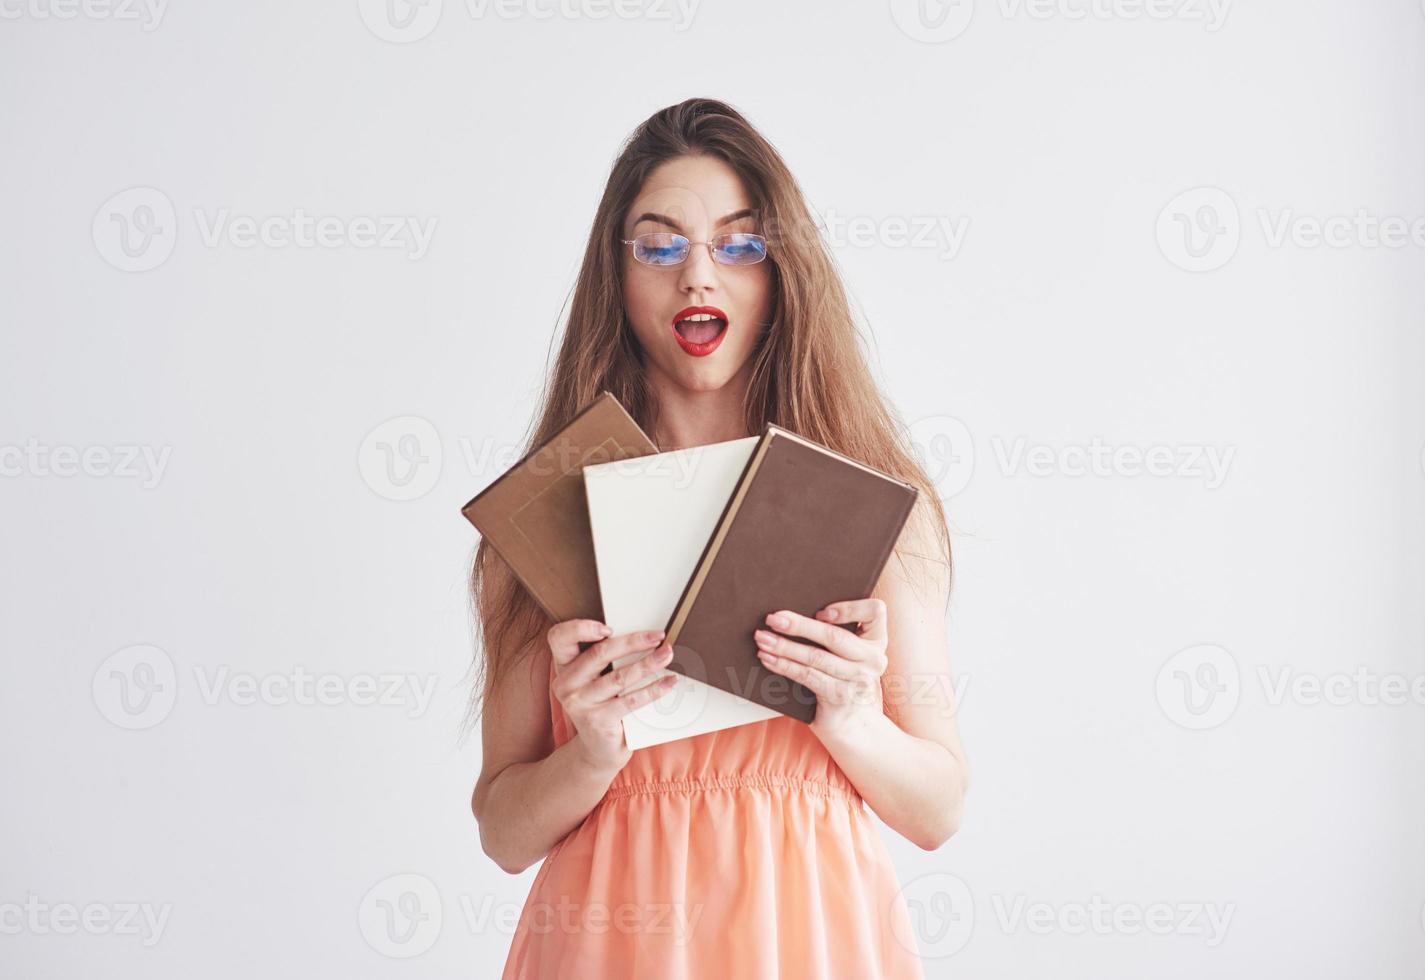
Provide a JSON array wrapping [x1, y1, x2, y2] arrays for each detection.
[[672, 306, 729, 357]]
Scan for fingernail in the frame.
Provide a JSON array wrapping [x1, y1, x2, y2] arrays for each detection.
[[754, 629, 773, 644], [646, 630, 665, 643], [766, 613, 789, 630], [599, 625, 613, 637], [822, 608, 839, 621]]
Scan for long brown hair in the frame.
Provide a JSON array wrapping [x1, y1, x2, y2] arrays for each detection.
[[468, 97, 952, 724]]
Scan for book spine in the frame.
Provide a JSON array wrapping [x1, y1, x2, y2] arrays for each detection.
[[661, 422, 775, 639]]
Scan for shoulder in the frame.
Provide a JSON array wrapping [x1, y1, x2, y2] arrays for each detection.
[[876, 494, 950, 611]]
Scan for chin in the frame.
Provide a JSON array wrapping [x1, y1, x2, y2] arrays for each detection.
[[663, 356, 746, 393], [672, 366, 735, 392]]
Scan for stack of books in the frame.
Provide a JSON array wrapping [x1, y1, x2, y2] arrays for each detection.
[[461, 391, 918, 750]]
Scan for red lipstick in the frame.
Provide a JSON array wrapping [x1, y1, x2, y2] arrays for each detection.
[[671, 305, 729, 358]]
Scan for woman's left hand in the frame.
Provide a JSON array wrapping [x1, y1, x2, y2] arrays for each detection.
[[753, 598, 889, 739]]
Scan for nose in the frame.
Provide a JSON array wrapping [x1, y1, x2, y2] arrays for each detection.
[[677, 238, 718, 297]]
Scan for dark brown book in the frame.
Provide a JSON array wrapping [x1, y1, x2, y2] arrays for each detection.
[[662, 424, 919, 723], [460, 392, 657, 624]]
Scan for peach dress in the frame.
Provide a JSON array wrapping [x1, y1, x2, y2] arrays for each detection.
[[498, 660, 926, 979]]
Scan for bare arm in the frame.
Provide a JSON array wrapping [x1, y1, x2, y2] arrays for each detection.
[[472, 614, 678, 875]]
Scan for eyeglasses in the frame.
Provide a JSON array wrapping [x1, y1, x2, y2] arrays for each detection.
[[620, 232, 768, 267]]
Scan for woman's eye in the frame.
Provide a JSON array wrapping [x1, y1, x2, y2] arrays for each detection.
[[634, 233, 687, 264], [717, 235, 766, 262]]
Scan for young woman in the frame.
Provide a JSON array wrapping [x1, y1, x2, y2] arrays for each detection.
[[471, 97, 969, 979]]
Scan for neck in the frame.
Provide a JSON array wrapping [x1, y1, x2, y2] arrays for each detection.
[[647, 365, 755, 451]]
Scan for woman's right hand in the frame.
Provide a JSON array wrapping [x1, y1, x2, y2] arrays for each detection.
[[547, 619, 678, 772]]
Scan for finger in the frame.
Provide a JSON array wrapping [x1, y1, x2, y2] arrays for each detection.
[[594, 673, 680, 721], [563, 629, 666, 690], [756, 648, 840, 699], [814, 598, 888, 643], [764, 609, 865, 660], [586, 643, 675, 703], [547, 619, 613, 667], [753, 629, 859, 681]]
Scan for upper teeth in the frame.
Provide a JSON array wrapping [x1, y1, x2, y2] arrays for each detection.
[[682, 313, 720, 322]]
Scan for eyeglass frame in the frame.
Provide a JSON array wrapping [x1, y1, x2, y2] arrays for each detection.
[[618, 231, 770, 267]]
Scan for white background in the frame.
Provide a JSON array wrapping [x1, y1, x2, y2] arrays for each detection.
[[2, 1, 1423, 976]]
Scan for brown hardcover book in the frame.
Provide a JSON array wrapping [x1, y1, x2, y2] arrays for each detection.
[[460, 391, 658, 624], [662, 423, 919, 724]]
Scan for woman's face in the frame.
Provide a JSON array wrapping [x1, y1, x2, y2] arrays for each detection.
[[620, 154, 773, 393]]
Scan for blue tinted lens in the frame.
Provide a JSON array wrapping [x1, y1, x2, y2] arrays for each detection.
[[714, 233, 767, 265], [634, 233, 689, 266]]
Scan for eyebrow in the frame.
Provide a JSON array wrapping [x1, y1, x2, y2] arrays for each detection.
[[631, 208, 757, 233]]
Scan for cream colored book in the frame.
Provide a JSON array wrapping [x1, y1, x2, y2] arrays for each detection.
[[583, 437, 780, 750]]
